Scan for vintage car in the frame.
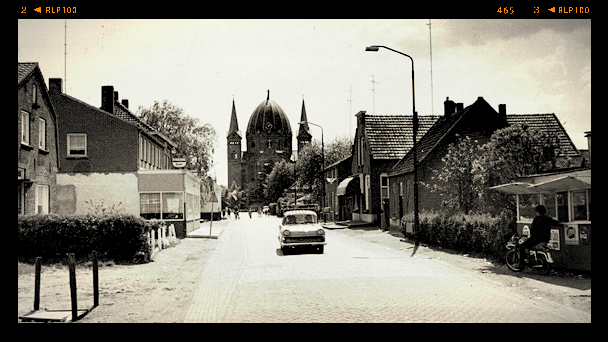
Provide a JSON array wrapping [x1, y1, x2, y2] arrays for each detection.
[[278, 210, 326, 253]]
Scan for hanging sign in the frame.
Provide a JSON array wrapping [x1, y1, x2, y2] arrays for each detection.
[[172, 157, 186, 168]]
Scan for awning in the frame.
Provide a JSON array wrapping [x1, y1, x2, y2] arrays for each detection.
[[490, 176, 591, 195], [529, 175, 591, 193], [489, 182, 539, 195], [336, 177, 355, 196]]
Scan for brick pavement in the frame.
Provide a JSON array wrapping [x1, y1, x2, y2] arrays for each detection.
[[184, 216, 590, 323]]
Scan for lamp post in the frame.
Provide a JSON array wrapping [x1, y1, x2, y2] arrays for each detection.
[[290, 153, 297, 209], [366, 45, 419, 247], [299, 120, 325, 223]]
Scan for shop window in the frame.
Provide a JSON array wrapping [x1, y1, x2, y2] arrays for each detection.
[[36, 184, 49, 214], [572, 190, 588, 221], [140, 193, 161, 219], [67, 133, 87, 156], [556, 191, 569, 222], [541, 193, 557, 220], [162, 192, 183, 220], [518, 193, 539, 222]]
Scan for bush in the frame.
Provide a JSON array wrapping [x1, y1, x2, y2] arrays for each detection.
[[18, 214, 158, 263], [401, 210, 515, 260]]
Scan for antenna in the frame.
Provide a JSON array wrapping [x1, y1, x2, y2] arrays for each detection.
[[347, 84, 354, 140], [64, 19, 67, 93], [370, 75, 378, 115], [427, 19, 434, 115]]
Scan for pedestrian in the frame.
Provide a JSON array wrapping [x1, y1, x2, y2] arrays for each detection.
[[248, 207, 252, 219]]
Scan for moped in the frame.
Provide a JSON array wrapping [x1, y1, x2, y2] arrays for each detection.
[[505, 234, 554, 274]]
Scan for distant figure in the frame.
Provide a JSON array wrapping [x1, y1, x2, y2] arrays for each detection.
[[248, 207, 252, 219]]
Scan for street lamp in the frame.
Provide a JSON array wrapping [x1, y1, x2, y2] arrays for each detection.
[[366, 45, 419, 249], [290, 152, 297, 209], [299, 120, 325, 223]]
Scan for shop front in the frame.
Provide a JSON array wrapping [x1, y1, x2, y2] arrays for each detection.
[[138, 170, 201, 239], [491, 169, 591, 271]]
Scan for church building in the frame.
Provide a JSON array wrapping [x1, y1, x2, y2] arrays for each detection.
[[227, 90, 311, 190]]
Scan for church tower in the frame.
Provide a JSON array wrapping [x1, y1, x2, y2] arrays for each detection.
[[297, 97, 312, 154], [227, 99, 242, 189]]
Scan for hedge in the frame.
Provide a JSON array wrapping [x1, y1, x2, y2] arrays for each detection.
[[18, 214, 162, 262], [400, 210, 516, 260]]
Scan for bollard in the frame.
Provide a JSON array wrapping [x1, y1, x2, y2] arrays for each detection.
[[92, 251, 99, 307], [68, 253, 77, 322], [34, 256, 42, 311]]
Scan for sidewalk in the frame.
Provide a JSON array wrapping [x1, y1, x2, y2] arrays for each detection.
[[321, 220, 375, 229], [187, 219, 228, 239]]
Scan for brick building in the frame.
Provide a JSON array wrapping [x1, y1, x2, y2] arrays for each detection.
[[388, 96, 582, 232], [336, 111, 441, 224], [18, 63, 59, 215]]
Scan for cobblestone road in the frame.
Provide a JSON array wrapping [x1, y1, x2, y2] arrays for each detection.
[[185, 216, 590, 323]]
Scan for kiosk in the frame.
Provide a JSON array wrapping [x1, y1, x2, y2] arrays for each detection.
[[491, 169, 590, 271], [138, 169, 201, 239]]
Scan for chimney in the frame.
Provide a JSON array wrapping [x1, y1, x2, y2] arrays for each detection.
[[121, 99, 129, 109], [355, 110, 366, 127], [49, 78, 62, 93], [114, 91, 119, 102], [444, 97, 456, 117], [498, 104, 506, 117], [585, 131, 591, 167], [101, 85, 114, 114], [456, 103, 463, 112]]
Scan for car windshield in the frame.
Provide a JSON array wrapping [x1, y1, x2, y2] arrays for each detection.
[[284, 214, 316, 225]]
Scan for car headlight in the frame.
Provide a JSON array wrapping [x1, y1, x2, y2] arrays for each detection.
[[283, 229, 290, 236], [317, 229, 325, 235]]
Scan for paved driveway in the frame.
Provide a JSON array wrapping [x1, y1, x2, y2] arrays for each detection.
[[185, 216, 590, 323]]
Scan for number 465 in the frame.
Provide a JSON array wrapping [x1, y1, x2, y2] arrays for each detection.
[[497, 7, 514, 14]]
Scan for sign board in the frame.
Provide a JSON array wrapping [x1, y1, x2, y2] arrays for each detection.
[[172, 157, 186, 168]]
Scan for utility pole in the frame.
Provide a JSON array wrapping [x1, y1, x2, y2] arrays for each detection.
[[427, 19, 434, 115]]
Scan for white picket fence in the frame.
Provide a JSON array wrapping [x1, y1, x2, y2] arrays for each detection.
[[147, 224, 177, 253]]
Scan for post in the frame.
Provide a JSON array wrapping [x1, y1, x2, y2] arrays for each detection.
[[68, 253, 77, 321], [34, 256, 42, 311], [92, 251, 99, 307], [210, 200, 214, 236]]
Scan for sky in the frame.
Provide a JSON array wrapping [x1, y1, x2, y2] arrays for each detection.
[[18, 19, 591, 187]]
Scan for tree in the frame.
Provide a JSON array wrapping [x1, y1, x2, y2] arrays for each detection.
[[423, 134, 485, 214], [264, 159, 295, 204], [137, 100, 217, 177], [325, 135, 353, 166], [481, 123, 561, 184]]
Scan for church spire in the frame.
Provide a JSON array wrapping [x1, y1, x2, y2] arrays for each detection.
[[228, 98, 240, 138], [297, 96, 312, 154], [297, 97, 310, 137]]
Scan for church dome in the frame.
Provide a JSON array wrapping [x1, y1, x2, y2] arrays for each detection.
[[246, 91, 292, 137]]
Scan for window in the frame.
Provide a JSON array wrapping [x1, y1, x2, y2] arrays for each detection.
[[572, 190, 589, 221], [380, 175, 389, 199], [556, 191, 569, 222], [542, 193, 557, 220], [67, 133, 87, 156], [21, 110, 30, 145], [518, 194, 539, 222], [140, 193, 161, 219], [32, 84, 37, 104], [36, 184, 49, 214], [38, 118, 46, 150], [162, 192, 183, 220]]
